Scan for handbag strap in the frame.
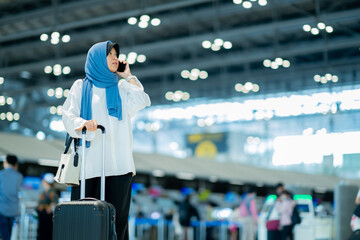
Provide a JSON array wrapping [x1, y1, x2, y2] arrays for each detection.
[[64, 134, 79, 154]]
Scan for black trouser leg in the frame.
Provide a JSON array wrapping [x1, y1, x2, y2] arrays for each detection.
[[105, 173, 133, 240]]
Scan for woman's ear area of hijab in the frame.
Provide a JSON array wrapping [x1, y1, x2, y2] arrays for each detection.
[[107, 47, 119, 73]]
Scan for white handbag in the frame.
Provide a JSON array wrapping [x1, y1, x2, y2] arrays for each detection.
[[54, 137, 81, 186]]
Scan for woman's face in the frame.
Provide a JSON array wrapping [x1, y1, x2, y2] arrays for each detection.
[[107, 47, 118, 72]]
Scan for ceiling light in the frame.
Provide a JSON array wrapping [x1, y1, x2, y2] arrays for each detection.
[[51, 32, 60, 39], [199, 71, 208, 79], [0, 96, 5, 105], [332, 75, 339, 82], [55, 88, 63, 99], [320, 77, 327, 84], [40, 34, 48, 41], [317, 22, 326, 30], [0, 113, 5, 120], [182, 92, 190, 101], [119, 54, 126, 61], [49, 106, 57, 114], [243, 1, 252, 8], [140, 15, 150, 22], [127, 58, 136, 65], [314, 75, 321, 82], [263, 59, 271, 67], [275, 57, 283, 65], [189, 74, 198, 81], [53, 64, 62, 76], [138, 21, 148, 28], [282, 60, 290, 68], [211, 44, 221, 51], [51, 38, 59, 45], [151, 18, 161, 26], [223, 41, 232, 49], [252, 84, 260, 92], [202, 40, 212, 49], [6, 112, 13, 121], [258, 0, 267, 6], [128, 52, 138, 60], [63, 89, 70, 98], [57, 106, 62, 115], [303, 24, 311, 32], [325, 73, 332, 80], [13, 113, 20, 121], [62, 66, 71, 75], [191, 68, 200, 76], [137, 54, 146, 63], [62, 35, 71, 43], [270, 62, 279, 69], [244, 82, 253, 91], [325, 26, 333, 33], [181, 70, 190, 79], [311, 28, 320, 35], [6, 97, 13, 105], [173, 91, 183, 102], [233, 0, 242, 4], [44, 66, 52, 74], [0, 77, 4, 85], [47, 89, 55, 97], [128, 17, 137, 25], [235, 83, 243, 92], [214, 38, 224, 47], [165, 91, 173, 100]]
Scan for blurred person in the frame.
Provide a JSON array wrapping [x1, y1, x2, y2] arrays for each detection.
[[276, 182, 285, 196], [351, 188, 360, 231], [0, 155, 23, 240], [62, 40, 151, 239], [229, 206, 241, 240], [179, 195, 200, 240], [36, 173, 59, 240], [275, 190, 296, 240], [238, 187, 258, 240]]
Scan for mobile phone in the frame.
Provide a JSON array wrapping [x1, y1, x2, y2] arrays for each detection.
[[117, 61, 126, 72]]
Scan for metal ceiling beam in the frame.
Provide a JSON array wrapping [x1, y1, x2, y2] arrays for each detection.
[[0, 0, 213, 43], [1, 30, 359, 79], [0, 0, 313, 53], [1, 6, 359, 68]]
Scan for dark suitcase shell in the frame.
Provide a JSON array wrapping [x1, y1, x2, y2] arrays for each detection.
[[53, 199, 116, 240], [349, 229, 360, 240]]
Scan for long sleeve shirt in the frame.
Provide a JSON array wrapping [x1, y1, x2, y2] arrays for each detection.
[[275, 198, 296, 227], [0, 167, 23, 217], [62, 77, 151, 179]]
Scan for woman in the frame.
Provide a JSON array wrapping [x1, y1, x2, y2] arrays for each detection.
[[275, 190, 296, 240], [62, 40, 151, 239]]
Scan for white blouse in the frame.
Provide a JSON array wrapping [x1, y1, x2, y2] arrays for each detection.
[[62, 77, 151, 179]]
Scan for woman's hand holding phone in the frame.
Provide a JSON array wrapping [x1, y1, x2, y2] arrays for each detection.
[[116, 60, 132, 79]]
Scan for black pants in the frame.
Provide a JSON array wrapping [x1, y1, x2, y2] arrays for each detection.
[[71, 173, 133, 240], [281, 225, 294, 240], [37, 210, 53, 240]]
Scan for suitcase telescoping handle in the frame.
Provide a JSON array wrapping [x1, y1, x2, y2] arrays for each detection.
[[81, 125, 106, 201]]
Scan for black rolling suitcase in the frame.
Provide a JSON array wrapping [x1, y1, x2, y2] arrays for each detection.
[[349, 229, 360, 240], [53, 125, 117, 240]]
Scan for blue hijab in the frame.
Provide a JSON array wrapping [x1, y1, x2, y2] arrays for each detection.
[[81, 41, 122, 146]]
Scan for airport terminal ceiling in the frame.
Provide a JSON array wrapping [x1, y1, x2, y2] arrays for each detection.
[[0, 0, 360, 138]]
